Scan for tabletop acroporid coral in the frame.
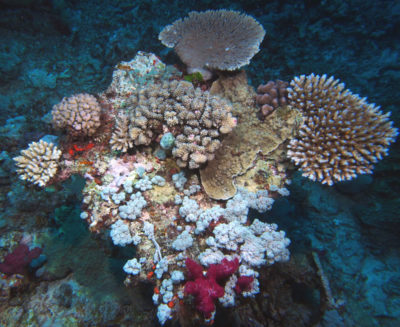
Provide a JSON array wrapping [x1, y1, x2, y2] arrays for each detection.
[[287, 73, 398, 185], [13, 140, 62, 187], [159, 10, 265, 79], [52, 93, 101, 137], [110, 79, 237, 169]]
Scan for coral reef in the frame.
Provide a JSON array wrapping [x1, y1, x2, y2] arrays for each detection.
[[159, 10, 265, 79], [110, 79, 237, 169], [52, 93, 101, 137], [10, 45, 398, 326], [13, 140, 62, 187], [287, 74, 398, 185], [256, 80, 289, 119], [1, 2, 400, 327]]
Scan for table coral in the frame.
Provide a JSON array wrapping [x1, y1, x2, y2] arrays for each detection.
[[159, 10, 265, 80]]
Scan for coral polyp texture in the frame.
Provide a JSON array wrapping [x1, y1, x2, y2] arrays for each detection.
[[159, 10, 265, 79], [52, 93, 101, 137], [110, 80, 237, 169], [287, 74, 398, 185], [256, 80, 289, 119], [13, 140, 62, 187]]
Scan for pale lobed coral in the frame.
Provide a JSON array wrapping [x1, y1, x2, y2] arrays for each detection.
[[13, 140, 62, 187], [159, 10, 265, 79], [110, 220, 141, 246], [287, 74, 398, 185], [52, 93, 101, 137], [110, 80, 237, 168], [123, 258, 142, 275]]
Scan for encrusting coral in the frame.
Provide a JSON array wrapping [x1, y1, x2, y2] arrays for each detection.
[[159, 10, 265, 79], [13, 140, 62, 187], [110, 79, 237, 169], [200, 72, 302, 200], [52, 93, 102, 137], [287, 73, 398, 185]]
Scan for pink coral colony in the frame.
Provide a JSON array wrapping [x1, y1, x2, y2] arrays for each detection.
[[184, 257, 239, 318]]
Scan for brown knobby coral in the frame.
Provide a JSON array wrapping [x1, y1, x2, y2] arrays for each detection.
[[13, 140, 62, 187], [159, 10, 265, 80], [110, 80, 236, 169], [52, 93, 101, 137], [256, 80, 288, 119], [287, 73, 398, 185]]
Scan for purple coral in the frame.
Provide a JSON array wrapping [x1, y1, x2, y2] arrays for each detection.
[[256, 80, 288, 119], [0, 243, 42, 275]]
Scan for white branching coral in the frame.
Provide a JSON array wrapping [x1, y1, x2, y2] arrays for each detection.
[[110, 80, 237, 168], [52, 93, 102, 137], [159, 10, 265, 79], [13, 140, 62, 187], [287, 73, 398, 185]]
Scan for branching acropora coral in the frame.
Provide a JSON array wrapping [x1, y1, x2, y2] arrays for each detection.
[[13, 140, 62, 187], [287, 73, 398, 185], [52, 93, 101, 137]]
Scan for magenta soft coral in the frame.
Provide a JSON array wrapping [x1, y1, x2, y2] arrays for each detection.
[[184, 257, 239, 318], [234, 275, 254, 294], [0, 243, 42, 275]]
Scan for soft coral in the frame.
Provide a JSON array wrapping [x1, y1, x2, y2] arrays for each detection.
[[184, 257, 239, 318], [0, 243, 42, 275]]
